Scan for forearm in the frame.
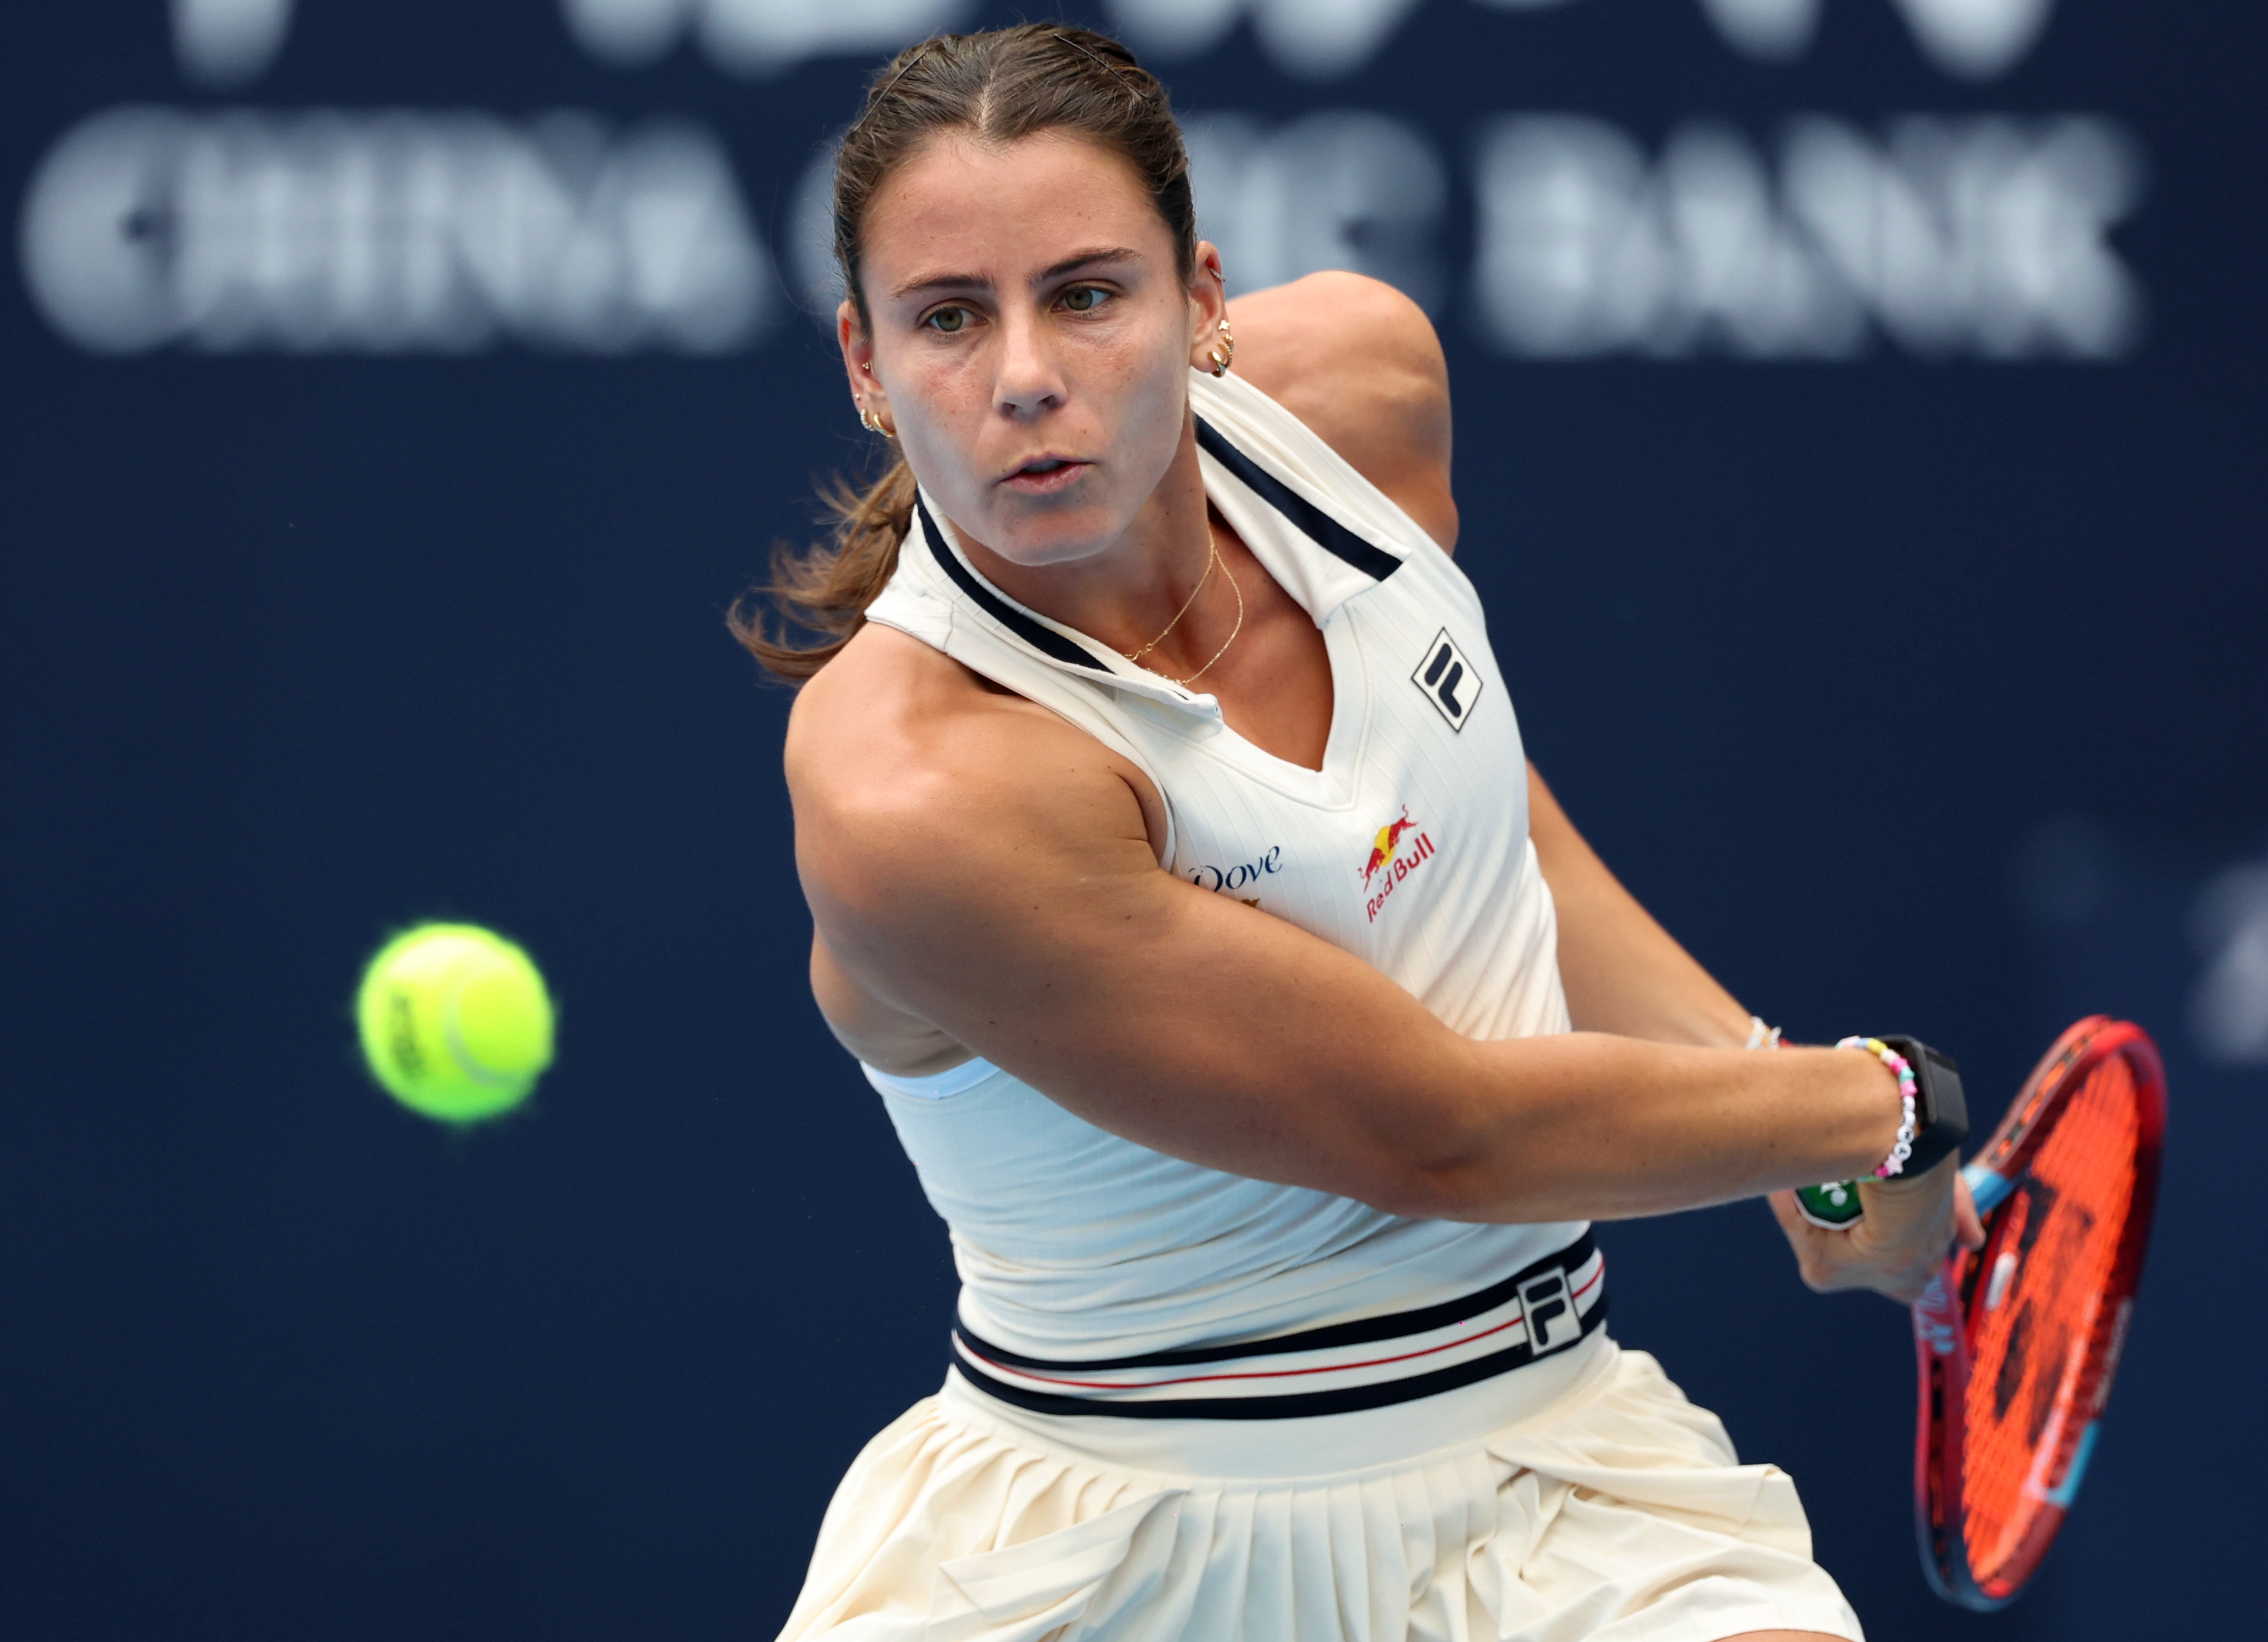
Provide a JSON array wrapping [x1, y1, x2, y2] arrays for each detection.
[[1403, 1033, 1901, 1224], [1528, 765, 1754, 1047], [832, 875, 1895, 1228], [805, 737, 1896, 1228]]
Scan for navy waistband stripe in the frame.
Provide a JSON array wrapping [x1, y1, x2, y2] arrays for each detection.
[[956, 1231, 1597, 1374], [952, 1296, 1609, 1422]]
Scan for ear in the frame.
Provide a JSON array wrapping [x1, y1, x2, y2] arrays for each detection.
[[838, 299, 886, 426], [1187, 240, 1228, 372]]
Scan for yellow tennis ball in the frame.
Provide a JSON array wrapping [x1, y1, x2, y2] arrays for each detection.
[[356, 923, 554, 1124]]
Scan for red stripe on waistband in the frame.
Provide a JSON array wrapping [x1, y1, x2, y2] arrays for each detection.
[[957, 1255, 1605, 1393]]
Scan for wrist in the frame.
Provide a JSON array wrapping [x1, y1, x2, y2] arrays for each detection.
[[1868, 1149, 1960, 1195], [1795, 1037, 1971, 1229], [1837, 1036, 1921, 1177], [1872, 1035, 1968, 1176]]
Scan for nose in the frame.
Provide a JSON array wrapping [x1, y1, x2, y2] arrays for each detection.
[[992, 305, 1066, 420]]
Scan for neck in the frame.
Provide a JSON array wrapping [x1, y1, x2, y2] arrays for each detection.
[[946, 421, 1221, 665]]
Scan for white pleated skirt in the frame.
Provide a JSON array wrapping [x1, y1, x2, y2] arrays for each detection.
[[774, 1337, 1863, 1642]]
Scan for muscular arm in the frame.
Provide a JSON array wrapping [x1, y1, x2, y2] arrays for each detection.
[[789, 640, 1902, 1228]]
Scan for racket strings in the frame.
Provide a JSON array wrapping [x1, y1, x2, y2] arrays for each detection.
[[1959, 1055, 2140, 1585]]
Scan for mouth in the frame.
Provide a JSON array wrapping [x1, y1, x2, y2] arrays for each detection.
[[998, 455, 1092, 494]]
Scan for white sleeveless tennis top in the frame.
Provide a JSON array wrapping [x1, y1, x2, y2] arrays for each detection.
[[856, 369, 1603, 1419]]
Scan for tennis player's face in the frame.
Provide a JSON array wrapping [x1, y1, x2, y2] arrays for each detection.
[[844, 132, 1218, 570]]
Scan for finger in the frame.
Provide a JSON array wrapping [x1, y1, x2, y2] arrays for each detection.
[[1768, 1192, 1850, 1293], [1767, 1192, 1829, 1262], [1776, 1187, 1938, 1303], [1853, 1241, 1932, 1305], [1953, 1172, 1986, 1251]]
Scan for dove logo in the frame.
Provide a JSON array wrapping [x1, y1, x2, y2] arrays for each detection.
[[1185, 844, 1285, 896]]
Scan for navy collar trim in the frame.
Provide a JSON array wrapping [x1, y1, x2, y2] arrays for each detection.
[[911, 416, 1401, 678], [1194, 417, 1403, 583], [913, 494, 1115, 675]]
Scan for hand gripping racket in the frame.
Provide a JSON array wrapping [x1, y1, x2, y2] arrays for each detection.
[[1801, 1017, 2166, 1608]]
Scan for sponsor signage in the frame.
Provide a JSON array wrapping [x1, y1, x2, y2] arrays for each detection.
[[20, 0, 2145, 360]]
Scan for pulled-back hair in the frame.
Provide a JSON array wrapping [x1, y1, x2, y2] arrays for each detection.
[[731, 24, 1197, 682]]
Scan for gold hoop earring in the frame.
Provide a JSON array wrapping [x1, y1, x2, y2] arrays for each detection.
[[1205, 319, 1235, 378], [859, 403, 889, 436]]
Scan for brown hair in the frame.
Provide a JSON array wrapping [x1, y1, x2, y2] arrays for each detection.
[[730, 24, 1198, 682]]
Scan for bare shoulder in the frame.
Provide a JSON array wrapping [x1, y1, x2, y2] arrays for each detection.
[[785, 623, 1161, 978], [1225, 272, 1458, 551]]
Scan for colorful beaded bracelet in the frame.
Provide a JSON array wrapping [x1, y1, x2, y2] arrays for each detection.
[[1837, 1035, 1919, 1178], [1744, 1015, 1783, 1051]]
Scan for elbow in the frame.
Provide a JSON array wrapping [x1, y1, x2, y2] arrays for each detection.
[[1355, 1125, 1502, 1222], [1365, 1165, 1487, 1222], [1335, 1038, 1571, 1222], [1343, 1052, 1524, 1215]]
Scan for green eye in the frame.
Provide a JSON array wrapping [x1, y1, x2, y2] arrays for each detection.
[[1062, 286, 1105, 313], [925, 307, 967, 334]]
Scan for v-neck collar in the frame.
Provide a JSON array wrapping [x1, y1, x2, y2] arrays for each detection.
[[909, 413, 1406, 731]]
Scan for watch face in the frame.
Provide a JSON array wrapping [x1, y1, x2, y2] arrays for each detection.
[[1922, 1047, 1969, 1141], [1885, 1036, 1970, 1172]]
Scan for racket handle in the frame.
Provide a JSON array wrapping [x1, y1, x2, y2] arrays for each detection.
[[1795, 1181, 1865, 1229], [1796, 1161, 2000, 1230]]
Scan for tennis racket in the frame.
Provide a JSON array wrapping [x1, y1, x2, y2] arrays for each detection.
[[1800, 1016, 2166, 1608]]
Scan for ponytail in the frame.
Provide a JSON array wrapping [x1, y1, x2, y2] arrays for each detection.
[[730, 451, 915, 683]]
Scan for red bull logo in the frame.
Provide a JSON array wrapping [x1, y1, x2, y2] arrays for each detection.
[[1360, 808, 1416, 887], [1360, 807, 1436, 923]]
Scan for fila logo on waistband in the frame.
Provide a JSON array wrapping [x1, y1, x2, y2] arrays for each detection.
[[1412, 628, 1481, 730], [1522, 1272, 1574, 1352]]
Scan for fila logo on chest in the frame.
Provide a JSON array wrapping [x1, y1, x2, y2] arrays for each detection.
[[1412, 628, 1482, 730]]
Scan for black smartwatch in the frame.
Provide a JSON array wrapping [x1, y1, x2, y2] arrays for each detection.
[[1874, 1035, 1970, 1178]]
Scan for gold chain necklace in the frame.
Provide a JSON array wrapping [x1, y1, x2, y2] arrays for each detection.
[[1122, 535, 1218, 664], [1169, 550, 1243, 685]]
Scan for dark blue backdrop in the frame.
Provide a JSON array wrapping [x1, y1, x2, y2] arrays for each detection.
[[4, 3, 2262, 1638]]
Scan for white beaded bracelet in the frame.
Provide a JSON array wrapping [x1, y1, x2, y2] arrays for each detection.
[[1744, 1015, 1783, 1051], [1837, 1035, 1920, 1178]]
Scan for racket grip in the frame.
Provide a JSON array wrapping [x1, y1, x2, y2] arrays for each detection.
[[1795, 1180, 1865, 1229], [1798, 1157, 2002, 1230]]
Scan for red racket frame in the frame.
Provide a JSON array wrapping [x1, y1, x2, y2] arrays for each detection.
[[1910, 1016, 2166, 1608]]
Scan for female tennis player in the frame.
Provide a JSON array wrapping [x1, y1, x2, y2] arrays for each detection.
[[746, 25, 1981, 1641]]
